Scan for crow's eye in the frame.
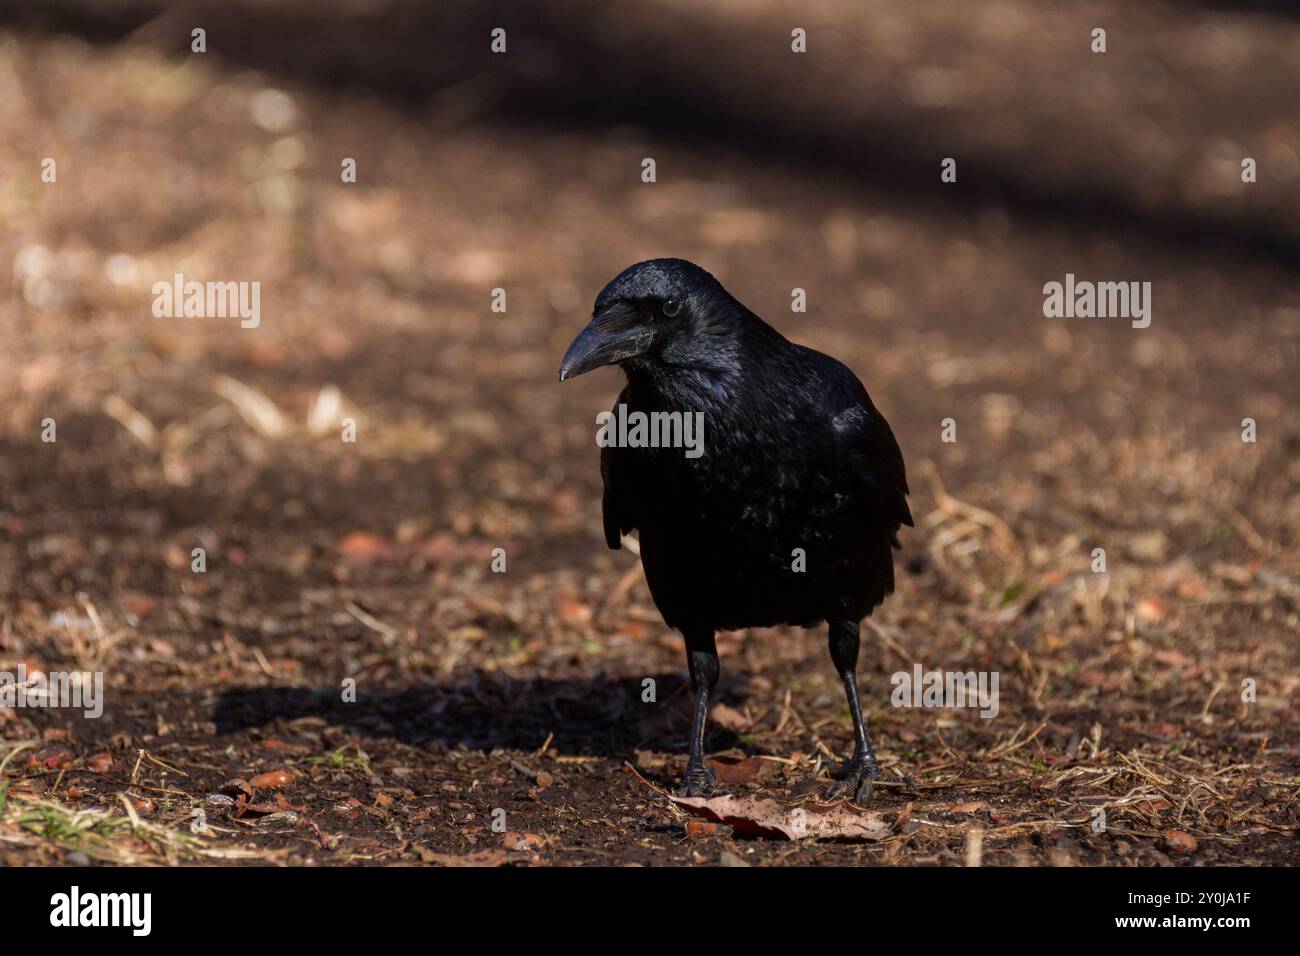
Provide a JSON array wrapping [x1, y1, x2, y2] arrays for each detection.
[[661, 298, 681, 318]]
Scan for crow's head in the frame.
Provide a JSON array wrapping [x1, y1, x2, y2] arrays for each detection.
[[559, 258, 741, 381]]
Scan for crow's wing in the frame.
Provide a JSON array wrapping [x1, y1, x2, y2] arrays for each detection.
[[808, 350, 913, 538]]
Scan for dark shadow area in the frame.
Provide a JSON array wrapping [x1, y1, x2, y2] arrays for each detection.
[[1174, 0, 1300, 14], [3, 0, 1299, 265], [211, 672, 749, 757]]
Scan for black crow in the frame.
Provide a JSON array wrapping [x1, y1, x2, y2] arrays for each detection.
[[560, 258, 912, 800]]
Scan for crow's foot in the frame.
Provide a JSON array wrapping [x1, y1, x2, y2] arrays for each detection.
[[824, 754, 882, 803], [678, 762, 718, 798]]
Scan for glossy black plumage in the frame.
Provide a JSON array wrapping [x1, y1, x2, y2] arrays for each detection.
[[561, 258, 912, 800]]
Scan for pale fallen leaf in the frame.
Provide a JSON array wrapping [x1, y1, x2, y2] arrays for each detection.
[[669, 793, 889, 841]]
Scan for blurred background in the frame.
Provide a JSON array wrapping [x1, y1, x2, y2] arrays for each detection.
[[0, 0, 1297, 865]]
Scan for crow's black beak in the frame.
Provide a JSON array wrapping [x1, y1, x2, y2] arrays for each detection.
[[558, 302, 655, 381]]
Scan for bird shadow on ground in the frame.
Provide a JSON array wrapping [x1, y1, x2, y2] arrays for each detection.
[[211, 671, 751, 758]]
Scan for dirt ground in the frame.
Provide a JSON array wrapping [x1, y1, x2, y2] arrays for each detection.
[[0, 1, 1297, 866]]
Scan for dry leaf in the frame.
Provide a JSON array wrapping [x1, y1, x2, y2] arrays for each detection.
[[669, 793, 889, 841], [1135, 597, 1166, 622], [86, 752, 114, 773], [555, 599, 593, 627], [710, 703, 749, 732], [338, 531, 390, 560], [503, 832, 547, 852], [249, 769, 294, 789], [1161, 830, 1197, 854], [705, 754, 763, 786], [685, 819, 721, 837]]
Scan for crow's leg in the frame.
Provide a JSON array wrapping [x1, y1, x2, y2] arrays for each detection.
[[680, 629, 719, 797], [824, 617, 882, 802]]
